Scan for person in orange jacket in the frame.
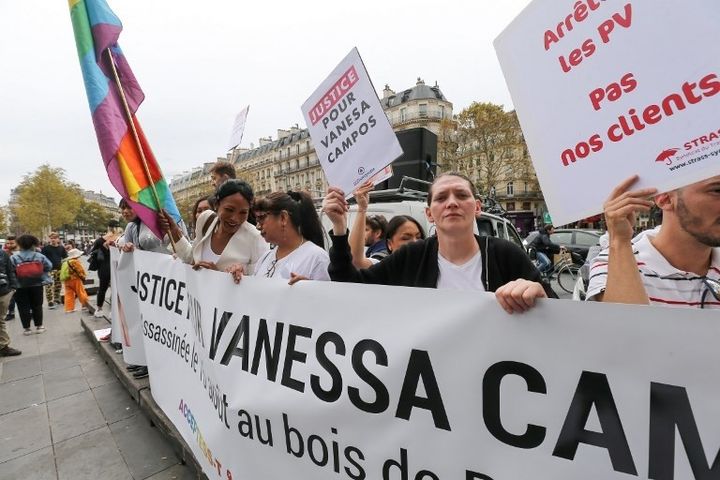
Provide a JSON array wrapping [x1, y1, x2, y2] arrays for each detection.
[[61, 249, 95, 315]]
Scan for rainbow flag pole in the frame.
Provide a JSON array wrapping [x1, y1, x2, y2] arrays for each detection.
[[103, 48, 176, 251], [68, 0, 182, 245]]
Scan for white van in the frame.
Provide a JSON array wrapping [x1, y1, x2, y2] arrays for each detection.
[[317, 186, 525, 250]]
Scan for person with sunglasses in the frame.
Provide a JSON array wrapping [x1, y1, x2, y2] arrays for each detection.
[[251, 191, 330, 283], [587, 175, 720, 309]]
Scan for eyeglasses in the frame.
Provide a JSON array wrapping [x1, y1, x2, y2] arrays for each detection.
[[701, 277, 720, 309], [255, 212, 271, 224]]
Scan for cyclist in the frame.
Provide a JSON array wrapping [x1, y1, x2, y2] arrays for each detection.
[[529, 224, 565, 275]]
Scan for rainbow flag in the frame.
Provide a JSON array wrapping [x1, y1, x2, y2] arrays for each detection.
[[68, 0, 181, 238]]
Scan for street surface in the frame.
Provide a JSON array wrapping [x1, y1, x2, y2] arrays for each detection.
[[0, 301, 194, 480]]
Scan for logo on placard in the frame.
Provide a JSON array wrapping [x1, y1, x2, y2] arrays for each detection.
[[655, 148, 680, 166], [357, 167, 366, 175]]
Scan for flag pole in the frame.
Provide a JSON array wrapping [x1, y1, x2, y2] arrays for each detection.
[[105, 48, 177, 252]]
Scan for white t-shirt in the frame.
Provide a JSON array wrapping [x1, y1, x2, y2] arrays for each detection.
[[436, 251, 486, 292], [587, 229, 720, 308], [254, 241, 330, 281]]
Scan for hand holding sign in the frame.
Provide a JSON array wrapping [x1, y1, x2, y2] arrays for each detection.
[[302, 48, 403, 196]]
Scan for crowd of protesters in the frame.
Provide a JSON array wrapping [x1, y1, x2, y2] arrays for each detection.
[[3, 158, 717, 363]]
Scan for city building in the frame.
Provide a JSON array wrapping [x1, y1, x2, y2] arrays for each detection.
[[169, 78, 453, 201]]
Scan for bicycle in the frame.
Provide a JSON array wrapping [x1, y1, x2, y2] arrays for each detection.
[[528, 247, 581, 294]]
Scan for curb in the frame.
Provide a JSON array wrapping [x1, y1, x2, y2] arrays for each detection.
[[80, 314, 207, 480]]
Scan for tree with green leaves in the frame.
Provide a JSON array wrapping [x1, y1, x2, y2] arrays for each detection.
[[14, 165, 83, 237], [74, 200, 115, 233], [0, 207, 7, 234]]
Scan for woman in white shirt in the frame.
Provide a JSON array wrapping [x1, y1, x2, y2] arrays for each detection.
[[162, 180, 268, 275], [251, 191, 330, 283]]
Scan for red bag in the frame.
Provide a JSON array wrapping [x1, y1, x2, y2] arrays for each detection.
[[15, 256, 44, 282]]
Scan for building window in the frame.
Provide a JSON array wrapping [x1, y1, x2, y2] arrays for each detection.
[[506, 202, 516, 211], [522, 202, 531, 211], [419, 104, 427, 117], [506, 182, 514, 196], [439, 105, 445, 119], [400, 107, 407, 122], [524, 182, 529, 193]]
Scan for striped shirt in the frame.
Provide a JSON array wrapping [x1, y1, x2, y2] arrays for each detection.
[[586, 230, 720, 309]]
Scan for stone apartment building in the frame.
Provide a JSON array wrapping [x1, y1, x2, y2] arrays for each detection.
[[170, 78, 454, 201]]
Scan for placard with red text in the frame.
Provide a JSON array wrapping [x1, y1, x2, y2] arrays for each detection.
[[495, 0, 720, 225], [302, 47, 403, 196]]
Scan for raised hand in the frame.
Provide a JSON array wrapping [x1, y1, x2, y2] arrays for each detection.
[[322, 187, 349, 234]]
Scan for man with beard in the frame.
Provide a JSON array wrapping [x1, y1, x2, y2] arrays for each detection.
[[586, 175, 720, 308]]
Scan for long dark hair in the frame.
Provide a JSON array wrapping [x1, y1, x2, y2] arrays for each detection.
[[385, 215, 425, 252], [254, 191, 324, 248]]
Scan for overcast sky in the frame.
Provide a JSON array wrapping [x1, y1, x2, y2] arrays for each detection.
[[0, 0, 531, 205]]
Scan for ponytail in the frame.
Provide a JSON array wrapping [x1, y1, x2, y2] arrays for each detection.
[[254, 191, 325, 249]]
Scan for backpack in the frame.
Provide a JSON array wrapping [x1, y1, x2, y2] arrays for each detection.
[[60, 260, 71, 282], [15, 254, 44, 286], [62, 259, 85, 282], [87, 249, 99, 271]]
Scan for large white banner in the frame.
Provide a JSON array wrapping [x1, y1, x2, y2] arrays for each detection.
[[495, 0, 720, 225], [110, 247, 146, 366], [302, 47, 403, 195], [127, 250, 720, 480]]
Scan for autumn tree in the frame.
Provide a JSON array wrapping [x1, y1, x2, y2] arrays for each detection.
[[443, 102, 534, 197], [14, 165, 83, 237], [74, 200, 115, 233], [0, 207, 7, 234]]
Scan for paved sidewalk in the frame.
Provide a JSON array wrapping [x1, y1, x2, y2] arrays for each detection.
[[0, 305, 194, 480]]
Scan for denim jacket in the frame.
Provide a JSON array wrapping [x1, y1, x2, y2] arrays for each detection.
[[11, 250, 53, 288]]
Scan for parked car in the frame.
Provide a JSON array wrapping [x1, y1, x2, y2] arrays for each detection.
[[522, 228, 603, 264]]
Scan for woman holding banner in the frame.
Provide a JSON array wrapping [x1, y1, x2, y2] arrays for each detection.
[[250, 191, 330, 283], [160, 180, 268, 276], [322, 172, 555, 314]]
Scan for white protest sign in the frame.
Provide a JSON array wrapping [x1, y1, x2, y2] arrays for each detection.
[[126, 250, 720, 480], [110, 247, 146, 366], [302, 47, 403, 195], [495, 0, 720, 225], [227, 105, 250, 151]]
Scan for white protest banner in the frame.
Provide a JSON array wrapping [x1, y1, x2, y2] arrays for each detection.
[[125, 250, 720, 480], [302, 47, 403, 195], [110, 247, 146, 366], [495, 1, 720, 226], [227, 105, 250, 151]]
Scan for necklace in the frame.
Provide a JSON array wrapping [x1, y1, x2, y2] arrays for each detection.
[[264, 257, 278, 278]]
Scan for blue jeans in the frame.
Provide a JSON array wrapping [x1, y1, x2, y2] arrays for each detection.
[[536, 252, 551, 274]]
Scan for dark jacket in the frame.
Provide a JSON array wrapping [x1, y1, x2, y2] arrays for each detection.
[[41, 244, 67, 270], [0, 250, 17, 296], [531, 231, 561, 257], [91, 237, 111, 272], [329, 232, 557, 297]]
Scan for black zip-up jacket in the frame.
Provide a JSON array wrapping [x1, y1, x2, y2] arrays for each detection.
[[0, 250, 18, 296], [328, 232, 557, 297]]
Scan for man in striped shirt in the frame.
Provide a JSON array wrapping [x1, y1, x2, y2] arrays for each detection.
[[587, 175, 720, 309]]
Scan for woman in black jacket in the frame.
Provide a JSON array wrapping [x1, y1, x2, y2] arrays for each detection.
[[322, 172, 556, 314], [89, 225, 121, 318]]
